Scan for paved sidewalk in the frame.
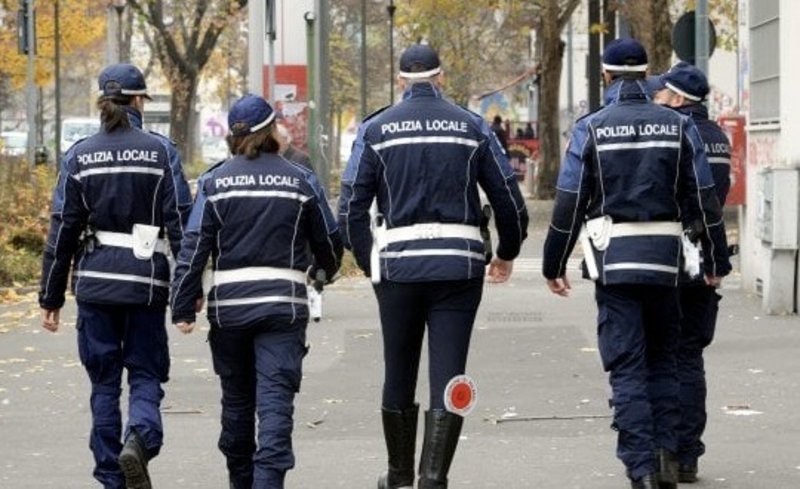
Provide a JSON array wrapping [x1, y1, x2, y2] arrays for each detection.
[[1, 209, 798, 487]]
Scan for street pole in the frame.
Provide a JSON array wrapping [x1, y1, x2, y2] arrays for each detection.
[[316, 0, 331, 191], [304, 11, 317, 174], [359, 0, 367, 118], [567, 19, 573, 121], [587, 0, 601, 112], [25, 0, 36, 167], [54, 0, 61, 163], [267, 0, 276, 103], [248, 0, 265, 95], [695, 0, 710, 76], [387, 0, 396, 105]]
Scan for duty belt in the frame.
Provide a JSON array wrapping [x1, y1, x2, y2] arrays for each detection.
[[383, 223, 483, 244], [94, 230, 169, 255], [213, 267, 307, 286]]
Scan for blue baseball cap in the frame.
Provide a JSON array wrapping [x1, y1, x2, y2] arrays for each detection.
[[659, 61, 709, 102], [98, 63, 151, 99], [602, 38, 648, 73], [228, 94, 276, 135], [398, 44, 441, 79]]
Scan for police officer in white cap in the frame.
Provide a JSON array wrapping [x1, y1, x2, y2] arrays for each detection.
[[338, 44, 528, 489], [542, 39, 730, 489]]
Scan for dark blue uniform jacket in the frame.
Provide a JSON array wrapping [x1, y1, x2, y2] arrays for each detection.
[[171, 153, 343, 328], [39, 109, 190, 310], [338, 82, 528, 282], [542, 79, 731, 286], [677, 103, 731, 284]]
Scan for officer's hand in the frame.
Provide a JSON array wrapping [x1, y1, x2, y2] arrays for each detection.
[[704, 275, 723, 288], [41, 308, 60, 332], [194, 298, 205, 313], [487, 258, 514, 283], [546, 276, 571, 297], [175, 322, 195, 334]]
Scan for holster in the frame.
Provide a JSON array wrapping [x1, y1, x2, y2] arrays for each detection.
[[479, 204, 493, 263]]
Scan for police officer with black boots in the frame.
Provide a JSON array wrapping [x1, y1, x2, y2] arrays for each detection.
[[652, 62, 732, 484], [39, 64, 190, 489], [171, 94, 342, 489], [542, 39, 730, 489], [338, 44, 528, 489]]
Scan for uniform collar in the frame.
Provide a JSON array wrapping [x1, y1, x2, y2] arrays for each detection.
[[603, 78, 650, 106], [402, 82, 443, 100], [124, 106, 144, 129], [676, 103, 709, 121]]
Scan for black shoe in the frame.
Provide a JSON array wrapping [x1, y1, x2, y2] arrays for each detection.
[[119, 431, 152, 489], [631, 473, 659, 489], [417, 410, 463, 489], [679, 463, 698, 483], [377, 404, 418, 489], [656, 449, 678, 489]]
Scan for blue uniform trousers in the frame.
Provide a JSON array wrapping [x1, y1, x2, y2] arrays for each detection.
[[373, 278, 483, 411], [677, 285, 721, 466], [208, 319, 308, 489], [76, 301, 169, 489], [595, 284, 680, 481]]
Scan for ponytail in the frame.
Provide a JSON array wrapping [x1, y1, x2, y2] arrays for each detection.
[[96, 93, 133, 132]]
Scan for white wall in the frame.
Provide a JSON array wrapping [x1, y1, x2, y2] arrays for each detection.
[[274, 0, 314, 65]]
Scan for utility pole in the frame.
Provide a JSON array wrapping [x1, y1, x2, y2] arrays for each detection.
[[359, 0, 367, 118], [387, 0, 396, 105], [695, 0, 710, 76], [305, 11, 317, 176], [587, 0, 601, 112], [566, 19, 574, 121], [24, 0, 37, 167], [316, 0, 331, 191], [267, 0, 276, 103], [54, 0, 61, 163], [248, 0, 265, 95]]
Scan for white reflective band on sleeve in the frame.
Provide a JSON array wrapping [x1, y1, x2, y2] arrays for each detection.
[[95, 231, 169, 255], [708, 157, 731, 165], [604, 263, 679, 274], [610, 222, 682, 238], [75, 270, 170, 287], [372, 136, 480, 151], [213, 267, 306, 286], [385, 223, 483, 244], [207, 190, 310, 203], [596, 141, 681, 152], [75, 166, 165, 179], [207, 295, 308, 307], [380, 249, 485, 261]]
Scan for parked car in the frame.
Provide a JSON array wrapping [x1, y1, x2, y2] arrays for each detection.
[[0, 131, 27, 157], [60, 117, 100, 154]]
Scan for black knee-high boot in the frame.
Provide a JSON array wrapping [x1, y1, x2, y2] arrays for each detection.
[[417, 410, 463, 489], [377, 404, 419, 489]]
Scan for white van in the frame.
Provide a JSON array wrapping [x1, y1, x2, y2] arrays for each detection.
[[61, 117, 101, 153]]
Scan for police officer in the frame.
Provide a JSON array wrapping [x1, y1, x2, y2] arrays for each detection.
[[542, 39, 730, 489], [338, 44, 528, 489], [170, 94, 343, 489], [39, 63, 190, 489], [651, 62, 731, 483]]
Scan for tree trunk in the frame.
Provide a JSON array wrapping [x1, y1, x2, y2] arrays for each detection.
[[167, 67, 199, 165], [536, 0, 565, 200], [623, 0, 673, 73]]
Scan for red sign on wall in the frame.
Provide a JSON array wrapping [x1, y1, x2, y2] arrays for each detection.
[[718, 115, 746, 206]]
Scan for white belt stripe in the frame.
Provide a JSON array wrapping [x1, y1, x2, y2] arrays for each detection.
[[75, 270, 169, 287], [380, 249, 485, 261], [596, 141, 681, 152], [74, 166, 164, 180], [708, 156, 731, 165], [604, 263, 679, 274], [208, 295, 308, 307], [214, 267, 307, 286], [372, 136, 480, 151], [208, 190, 310, 203]]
